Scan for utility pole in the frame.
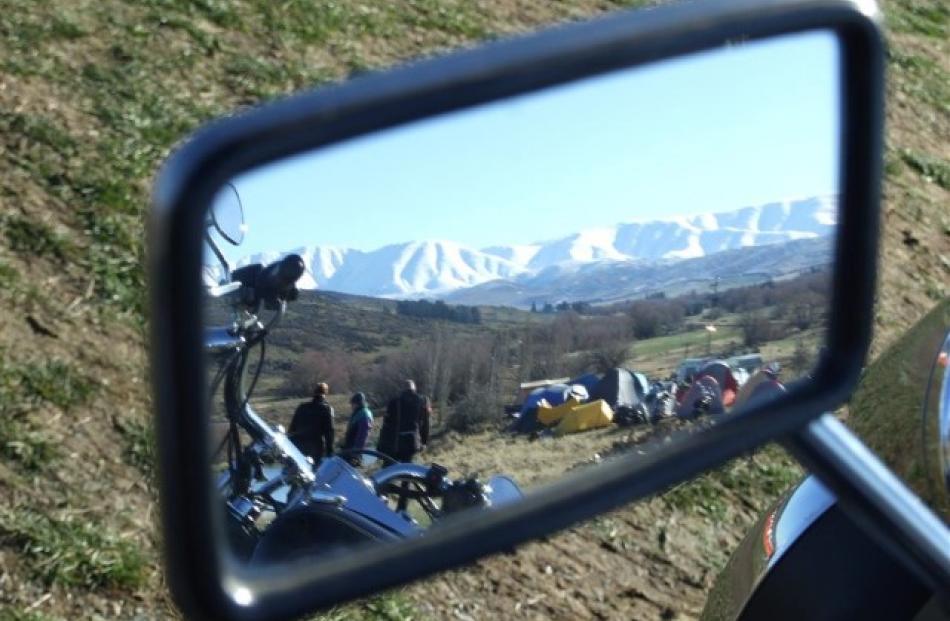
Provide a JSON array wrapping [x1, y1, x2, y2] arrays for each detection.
[[705, 324, 717, 357]]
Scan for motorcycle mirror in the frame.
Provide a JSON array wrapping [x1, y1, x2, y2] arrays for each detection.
[[209, 182, 246, 246], [923, 326, 950, 516], [150, 1, 884, 619]]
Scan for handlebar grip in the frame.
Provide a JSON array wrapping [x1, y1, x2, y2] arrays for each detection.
[[257, 254, 305, 299]]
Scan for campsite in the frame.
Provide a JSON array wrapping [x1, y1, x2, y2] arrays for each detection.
[[225, 275, 818, 620], [236, 267, 825, 500]]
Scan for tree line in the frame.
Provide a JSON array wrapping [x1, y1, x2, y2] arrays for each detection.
[[395, 299, 482, 324], [281, 269, 831, 431]]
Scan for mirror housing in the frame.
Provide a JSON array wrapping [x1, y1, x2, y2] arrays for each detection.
[[150, 1, 884, 619]]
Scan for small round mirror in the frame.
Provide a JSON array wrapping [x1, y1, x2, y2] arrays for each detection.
[[209, 182, 246, 246]]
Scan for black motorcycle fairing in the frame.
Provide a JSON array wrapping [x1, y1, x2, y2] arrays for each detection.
[[702, 469, 942, 621], [847, 298, 950, 521], [737, 504, 931, 620], [702, 487, 932, 621]]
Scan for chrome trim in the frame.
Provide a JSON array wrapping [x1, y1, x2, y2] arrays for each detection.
[[937, 335, 950, 499], [309, 490, 347, 506], [204, 327, 244, 354], [370, 463, 432, 489], [769, 475, 835, 568]]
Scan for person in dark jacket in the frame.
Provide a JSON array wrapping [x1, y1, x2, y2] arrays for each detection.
[[378, 379, 430, 463], [341, 392, 374, 464], [288, 382, 334, 462]]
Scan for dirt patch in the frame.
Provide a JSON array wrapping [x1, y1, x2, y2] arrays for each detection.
[[399, 425, 797, 620]]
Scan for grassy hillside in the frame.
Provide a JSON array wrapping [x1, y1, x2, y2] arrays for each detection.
[[0, 0, 946, 619]]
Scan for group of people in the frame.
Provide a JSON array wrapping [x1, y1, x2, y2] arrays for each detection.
[[287, 379, 431, 466]]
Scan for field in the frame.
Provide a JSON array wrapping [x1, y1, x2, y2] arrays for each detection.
[[0, 0, 947, 619]]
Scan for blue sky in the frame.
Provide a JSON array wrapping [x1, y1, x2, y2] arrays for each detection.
[[219, 30, 840, 260]]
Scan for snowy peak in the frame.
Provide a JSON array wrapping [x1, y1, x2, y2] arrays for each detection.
[[297, 240, 525, 298], [230, 195, 836, 299]]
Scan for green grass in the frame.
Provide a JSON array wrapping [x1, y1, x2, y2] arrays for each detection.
[[115, 418, 156, 480], [5, 359, 96, 412], [899, 149, 950, 190], [0, 357, 94, 470], [0, 261, 20, 288], [0, 418, 58, 472], [0, 609, 65, 621], [0, 112, 77, 155], [2, 215, 73, 262], [888, 49, 950, 117], [314, 592, 425, 621], [662, 446, 802, 521], [633, 326, 742, 359], [0, 508, 146, 591], [885, 0, 949, 38]]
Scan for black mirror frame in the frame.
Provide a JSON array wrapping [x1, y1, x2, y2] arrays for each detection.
[[150, 0, 884, 619]]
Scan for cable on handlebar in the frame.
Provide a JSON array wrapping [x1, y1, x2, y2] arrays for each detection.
[[335, 448, 400, 467], [239, 338, 266, 416]]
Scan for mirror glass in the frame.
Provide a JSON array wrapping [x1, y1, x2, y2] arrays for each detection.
[[202, 30, 840, 569], [923, 329, 950, 517], [210, 182, 246, 246]]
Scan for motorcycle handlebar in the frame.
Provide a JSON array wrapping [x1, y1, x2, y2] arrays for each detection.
[[229, 254, 304, 310], [257, 254, 304, 300]]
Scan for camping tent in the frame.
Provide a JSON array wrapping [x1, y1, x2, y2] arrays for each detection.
[[590, 368, 644, 410], [697, 360, 739, 407], [631, 371, 649, 399], [732, 367, 750, 387], [676, 376, 725, 419], [555, 399, 614, 434], [568, 372, 602, 396], [747, 379, 786, 407], [521, 383, 572, 415], [509, 407, 541, 433], [733, 369, 786, 410]]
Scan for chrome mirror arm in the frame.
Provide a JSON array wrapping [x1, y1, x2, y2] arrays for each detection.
[[787, 414, 950, 601]]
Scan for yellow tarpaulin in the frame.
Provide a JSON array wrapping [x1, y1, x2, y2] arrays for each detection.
[[536, 397, 578, 426], [555, 399, 614, 435]]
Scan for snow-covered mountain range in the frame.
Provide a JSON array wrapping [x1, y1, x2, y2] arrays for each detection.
[[232, 195, 836, 301]]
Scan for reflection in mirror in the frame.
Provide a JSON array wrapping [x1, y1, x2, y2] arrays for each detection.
[[202, 30, 841, 568], [923, 330, 950, 518], [210, 182, 246, 246]]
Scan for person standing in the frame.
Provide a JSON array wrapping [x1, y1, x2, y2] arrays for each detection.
[[378, 379, 430, 463], [341, 392, 374, 463], [288, 382, 334, 462]]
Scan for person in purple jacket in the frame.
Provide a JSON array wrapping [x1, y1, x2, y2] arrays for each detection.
[[341, 392, 374, 465]]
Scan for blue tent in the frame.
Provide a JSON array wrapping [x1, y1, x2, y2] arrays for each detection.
[[630, 370, 649, 399], [568, 372, 602, 395], [520, 383, 572, 415]]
